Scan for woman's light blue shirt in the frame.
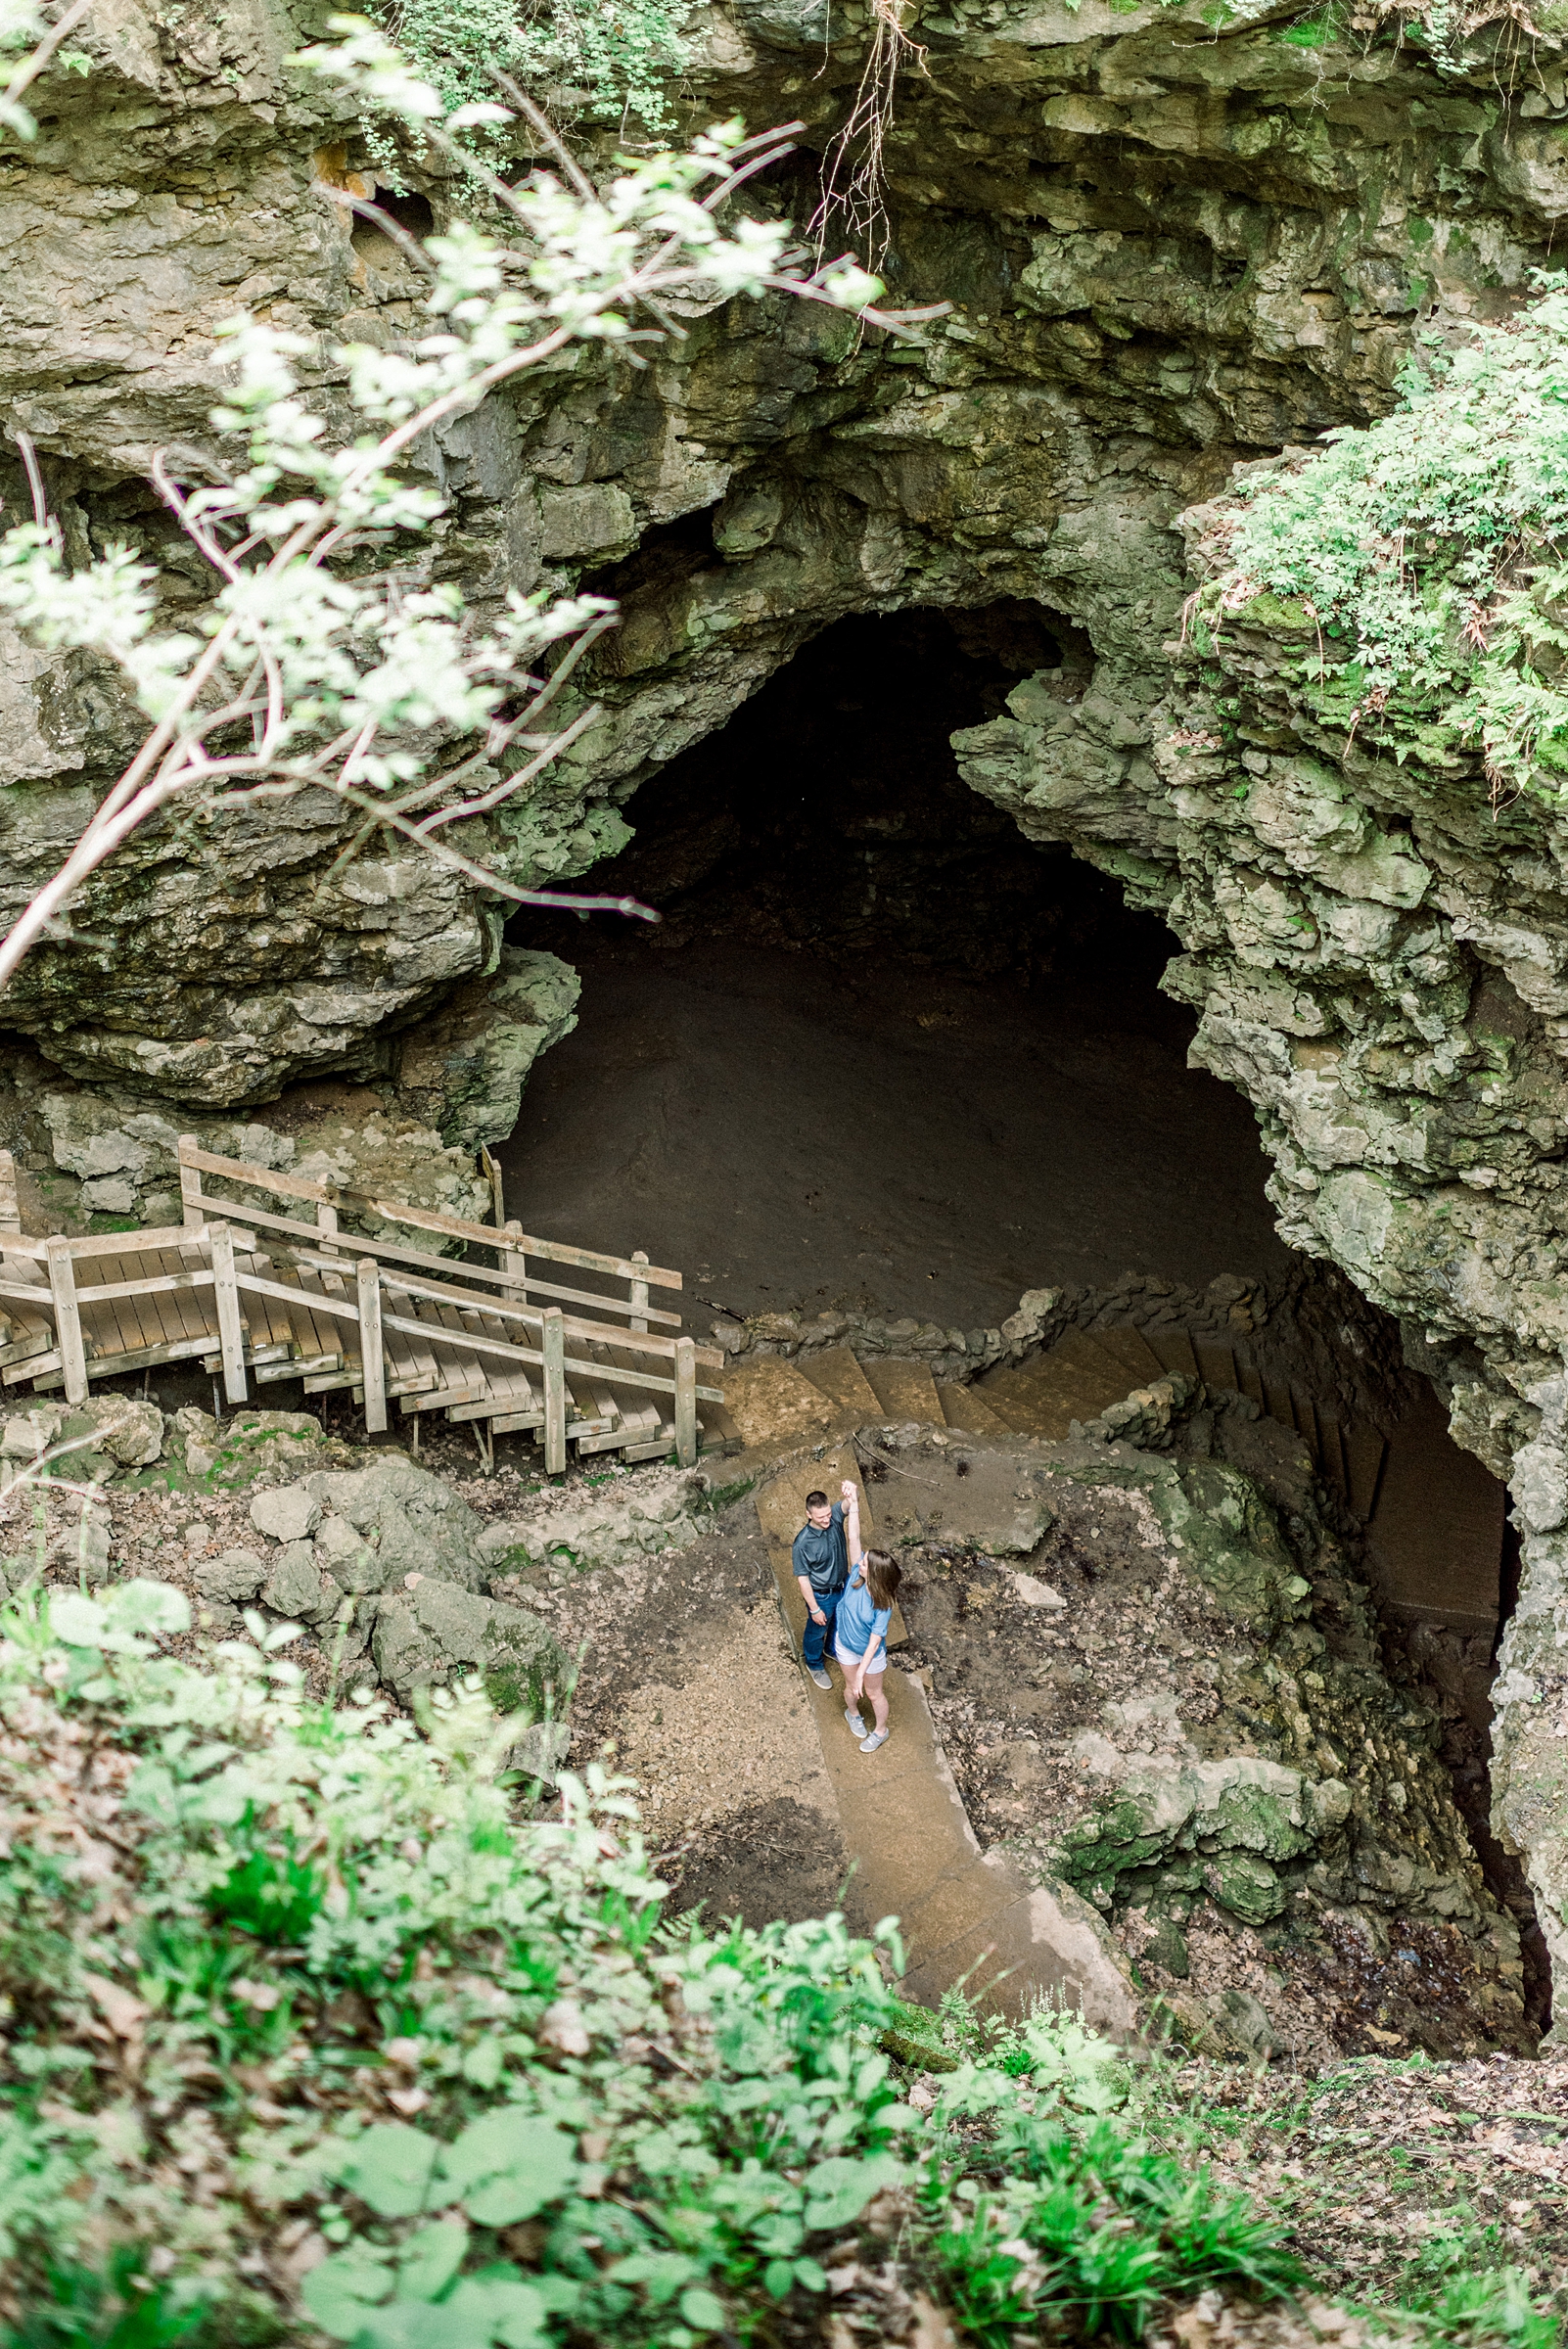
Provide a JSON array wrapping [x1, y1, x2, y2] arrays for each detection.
[[836, 1569, 891, 1665]]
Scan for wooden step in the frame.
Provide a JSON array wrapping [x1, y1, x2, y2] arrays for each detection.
[[1346, 1424, 1388, 1520], [723, 1356, 841, 1451], [862, 1356, 945, 1423], [1365, 1385, 1500, 1630], [696, 1399, 745, 1456], [978, 1329, 1132, 1441], [1192, 1338, 1238, 1393], [1093, 1325, 1169, 1387], [801, 1345, 882, 1420], [1144, 1328, 1200, 1381], [938, 1380, 1012, 1437], [1288, 1385, 1320, 1464], [1239, 1363, 1267, 1413]]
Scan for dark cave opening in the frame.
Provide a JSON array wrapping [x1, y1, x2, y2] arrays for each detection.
[[501, 595, 1545, 2034], [503, 600, 1296, 1324]]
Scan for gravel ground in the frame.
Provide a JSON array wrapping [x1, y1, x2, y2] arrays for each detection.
[[524, 1501, 853, 1928]]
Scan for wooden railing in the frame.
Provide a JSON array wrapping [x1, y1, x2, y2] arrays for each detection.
[[0, 1142, 723, 1473]]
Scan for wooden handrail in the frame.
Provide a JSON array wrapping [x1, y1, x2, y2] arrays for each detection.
[[177, 1137, 683, 1289], [6, 1153, 719, 1468]]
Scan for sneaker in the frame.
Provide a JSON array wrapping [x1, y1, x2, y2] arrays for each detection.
[[807, 1666, 833, 1690], [844, 1706, 865, 1733], [859, 1728, 889, 1753]]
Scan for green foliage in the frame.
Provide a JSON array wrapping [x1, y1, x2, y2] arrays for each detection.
[[1, 1578, 1558, 2349], [929, 2117, 1303, 2346], [370, 0, 689, 153], [1191, 277, 1568, 801]]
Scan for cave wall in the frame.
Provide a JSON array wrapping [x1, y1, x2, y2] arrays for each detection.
[[11, 0, 1568, 1982], [12, 0, 1561, 1102]]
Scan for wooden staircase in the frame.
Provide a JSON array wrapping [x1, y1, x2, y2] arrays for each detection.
[[0, 1143, 733, 1475], [728, 1322, 1386, 1518]]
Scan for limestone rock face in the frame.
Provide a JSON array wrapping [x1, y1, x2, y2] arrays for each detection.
[[3, 0, 1562, 1105], [296, 1456, 492, 1595], [369, 1580, 561, 1706], [15, 0, 1568, 1966]]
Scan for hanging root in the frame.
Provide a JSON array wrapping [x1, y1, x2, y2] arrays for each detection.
[[808, 0, 927, 270]]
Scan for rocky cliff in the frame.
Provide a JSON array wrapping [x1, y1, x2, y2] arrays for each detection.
[[10, 0, 1568, 1993]]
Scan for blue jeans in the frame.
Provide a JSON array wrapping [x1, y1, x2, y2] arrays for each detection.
[[802, 1587, 842, 1672]]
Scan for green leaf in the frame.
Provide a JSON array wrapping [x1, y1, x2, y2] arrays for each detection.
[[802, 2153, 903, 2233], [343, 2122, 440, 2218], [793, 2256, 829, 2293], [300, 2246, 394, 2340], [762, 2259, 794, 2299], [395, 2219, 469, 2302], [438, 2109, 576, 2227], [461, 2038, 504, 2090], [606, 2249, 700, 2306], [50, 1580, 191, 1651], [47, 1593, 108, 1648], [677, 2285, 727, 2333], [360, 2279, 562, 2349]]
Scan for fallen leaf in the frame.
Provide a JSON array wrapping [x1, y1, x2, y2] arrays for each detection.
[[82, 1972, 148, 2041]]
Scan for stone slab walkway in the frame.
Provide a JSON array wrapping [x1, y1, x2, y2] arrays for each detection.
[[754, 1443, 1135, 2031]]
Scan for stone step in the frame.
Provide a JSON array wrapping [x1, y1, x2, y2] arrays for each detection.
[[976, 1328, 1132, 1441], [1346, 1423, 1388, 1520], [753, 1441, 1131, 2032], [800, 1345, 883, 1420], [722, 1356, 841, 1451], [1092, 1324, 1169, 1387], [937, 1380, 1011, 1436], [862, 1355, 945, 1423], [1314, 1408, 1351, 1499], [1144, 1327, 1200, 1381]]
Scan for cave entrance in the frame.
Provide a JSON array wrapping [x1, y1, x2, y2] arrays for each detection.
[[500, 599, 1544, 2027], [501, 601, 1296, 1329]]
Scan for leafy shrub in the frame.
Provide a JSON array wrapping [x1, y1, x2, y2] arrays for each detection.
[[0, 1581, 912, 2344], [0, 1580, 1555, 2349], [370, 0, 688, 155], [1186, 278, 1568, 801]]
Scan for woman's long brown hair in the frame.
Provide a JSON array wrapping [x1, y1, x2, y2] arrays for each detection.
[[864, 1548, 902, 1609]]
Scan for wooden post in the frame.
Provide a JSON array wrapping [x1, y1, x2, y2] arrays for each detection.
[[0, 1150, 20, 1236], [542, 1307, 566, 1476], [629, 1249, 649, 1334], [316, 1199, 340, 1256], [209, 1221, 248, 1405], [357, 1258, 386, 1434], [176, 1135, 204, 1230], [501, 1219, 527, 1306], [45, 1237, 87, 1405], [674, 1334, 698, 1469]]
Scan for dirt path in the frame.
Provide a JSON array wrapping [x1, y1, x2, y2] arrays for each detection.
[[537, 1500, 853, 1929]]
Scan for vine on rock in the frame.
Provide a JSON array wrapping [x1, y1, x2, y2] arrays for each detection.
[[1184, 279, 1568, 806]]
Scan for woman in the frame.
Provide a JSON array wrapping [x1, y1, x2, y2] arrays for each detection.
[[838, 1485, 901, 1754]]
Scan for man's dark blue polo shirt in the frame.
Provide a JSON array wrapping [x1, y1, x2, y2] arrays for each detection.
[[792, 1501, 849, 1596]]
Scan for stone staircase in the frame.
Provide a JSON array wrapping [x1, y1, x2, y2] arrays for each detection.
[[728, 1323, 1385, 1507], [733, 1312, 1507, 2022], [727, 1318, 1506, 1632]]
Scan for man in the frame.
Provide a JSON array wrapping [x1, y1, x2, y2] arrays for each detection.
[[793, 1476, 855, 1690]]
